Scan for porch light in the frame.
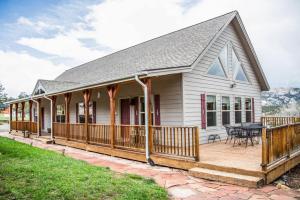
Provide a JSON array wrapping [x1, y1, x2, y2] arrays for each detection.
[[97, 91, 101, 99]]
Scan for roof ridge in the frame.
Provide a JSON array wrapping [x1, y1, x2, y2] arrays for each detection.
[[59, 10, 237, 74]]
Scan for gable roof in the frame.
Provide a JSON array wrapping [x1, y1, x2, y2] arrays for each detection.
[[18, 10, 268, 100], [54, 11, 236, 88]]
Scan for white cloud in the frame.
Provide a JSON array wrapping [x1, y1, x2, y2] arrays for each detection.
[[0, 50, 67, 97], [16, 16, 64, 33], [2, 0, 300, 98]]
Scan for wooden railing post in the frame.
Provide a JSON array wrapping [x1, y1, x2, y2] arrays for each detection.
[[83, 90, 91, 144], [261, 128, 268, 171], [195, 126, 200, 161], [143, 78, 153, 154], [287, 125, 292, 158], [64, 93, 72, 140], [9, 104, 13, 132], [107, 84, 119, 148], [21, 102, 25, 133], [15, 103, 18, 131], [29, 100, 32, 133]]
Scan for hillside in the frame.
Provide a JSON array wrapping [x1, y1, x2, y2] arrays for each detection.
[[262, 88, 300, 116]]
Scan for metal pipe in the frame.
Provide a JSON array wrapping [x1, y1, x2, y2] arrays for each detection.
[[43, 96, 53, 140], [30, 98, 40, 137], [134, 75, 150, 162]]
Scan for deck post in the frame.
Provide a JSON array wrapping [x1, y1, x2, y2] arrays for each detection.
[[9, 104, 13, 132], [64, 93, 72, 140], [107, 84, 119, 149], [261, 128, 268, 171], [15, 103, 18, 131], [83, 90, 91, 144], [21, 102, 25, 132], [143, 78, 153, 154], [195, 126, 200, 161], [50, 96, 57, 138], [37, 99, 41, 136], [29, 100, 32, 133]]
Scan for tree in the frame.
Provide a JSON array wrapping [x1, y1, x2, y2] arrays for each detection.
[[0, 83, 8, 110], [18, 92, 30, 99]]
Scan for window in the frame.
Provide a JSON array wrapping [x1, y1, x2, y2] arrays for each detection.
[[207, 45, 227, 77], [77, 102, 94, 123], [235, 97, 242, 123], [139, 97, 154, 125], [222, 96, 230, 125], [56, 105, 65, 123], [245, 98, 252, 123], [207, 95, 216, 127], [232, 48, 248, 82]]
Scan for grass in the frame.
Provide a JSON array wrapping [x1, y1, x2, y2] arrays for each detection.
[[0, 137, 168, 200]]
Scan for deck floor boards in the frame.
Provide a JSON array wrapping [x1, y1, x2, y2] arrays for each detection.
[[200, 141, 262, 171]]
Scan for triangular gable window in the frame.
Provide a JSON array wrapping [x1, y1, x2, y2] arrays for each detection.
[[232, 49, 248, 82], [207, 45, 227, 77]]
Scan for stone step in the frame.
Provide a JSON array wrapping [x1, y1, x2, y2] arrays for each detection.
[[189, 167, 264, 188]]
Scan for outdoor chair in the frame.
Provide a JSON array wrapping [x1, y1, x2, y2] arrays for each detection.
[[233, 127, 251, 147], [224, 125, 237, 144]]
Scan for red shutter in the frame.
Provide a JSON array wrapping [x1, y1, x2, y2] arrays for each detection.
[[252, 98, 255, 122], [154, 95, 161, 125], [75, 103, 78, 123], [133, 97, 139, 125], [201, 94, 206, 129], [93, 101, 96, 123]]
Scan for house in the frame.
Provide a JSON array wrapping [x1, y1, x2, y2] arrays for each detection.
[[11, 11, 297, 187]]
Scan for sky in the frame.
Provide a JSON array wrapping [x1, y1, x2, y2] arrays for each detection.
[[0, 0, 299, 97]]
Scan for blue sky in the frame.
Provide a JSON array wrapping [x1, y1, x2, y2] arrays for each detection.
[[0, 0, 299, 97]]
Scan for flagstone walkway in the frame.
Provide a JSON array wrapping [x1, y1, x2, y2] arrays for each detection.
[[1, 132, 299, 200]]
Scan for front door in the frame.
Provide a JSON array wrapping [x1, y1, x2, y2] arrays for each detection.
[[120, 99, 130, 125], [120, 99, 130, 144]]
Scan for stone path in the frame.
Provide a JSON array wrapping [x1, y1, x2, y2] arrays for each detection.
[[1, 132, 299, 200]]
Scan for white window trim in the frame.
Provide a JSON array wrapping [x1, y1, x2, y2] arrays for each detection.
[[206, 94, 218, 128], [245, 97, 252, 123], [206, 43, 229, 78], [231, 46, 251, 84], [221, 96, 231, 126], [234, 96, 242, 124], [138, 96, 155, 126]]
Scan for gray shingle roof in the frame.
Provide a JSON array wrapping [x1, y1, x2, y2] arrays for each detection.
[[54, 11, 236, 88], [37, 79, 79, 94]]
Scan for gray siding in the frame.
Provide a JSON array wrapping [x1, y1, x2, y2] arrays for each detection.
[[182, 22, 262, 143]]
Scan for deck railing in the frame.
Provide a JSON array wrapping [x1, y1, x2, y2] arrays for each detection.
[[10, 121, 36, 133], [51, 123, 200, 160], [114, 125, 146, 150], [261, 116, 300, 127], [152, 126, 199, 160], [53, 122, 67, 139], [262, 123, 300, 170], [88, 124, 111, 146], [69, 123, 85, 141]]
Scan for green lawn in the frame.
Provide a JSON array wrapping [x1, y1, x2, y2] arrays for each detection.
[[0, 137, 168, 200]]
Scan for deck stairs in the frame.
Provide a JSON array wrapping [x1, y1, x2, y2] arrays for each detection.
[[32, 135, 53, 144], [189, 165, 265, 188]]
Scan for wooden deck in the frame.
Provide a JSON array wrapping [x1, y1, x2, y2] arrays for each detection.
[[200, 141, 261, 172]]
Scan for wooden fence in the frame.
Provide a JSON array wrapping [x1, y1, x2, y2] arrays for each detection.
[[152, 126, 199, 160], [261, 116, 300, 127], [53, 122, 67, 138], [69, 123, 85, 141], [262, 123, 300, 169]]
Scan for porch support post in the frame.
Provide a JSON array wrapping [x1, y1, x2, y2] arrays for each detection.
[[107, 84, 119, 148], [37, 99, 41, 136], [29, 100, 32, 133], [64, 93, 71, 140], [143, 78, 153, 154], [9, 104, 13, 132], [83, 90, 91, 143], [15, 103, 18, 131], [21, 102, 25, 133], [261, 128, 268, 171], [51, 96, 57, 122]]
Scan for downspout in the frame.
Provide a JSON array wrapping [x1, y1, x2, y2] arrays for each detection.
[[43, 96, 53, 140], [135, 75, 152, 164], [30, 98, 40, 137]]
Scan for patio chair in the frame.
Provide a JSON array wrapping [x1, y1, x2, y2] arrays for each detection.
[[224, 125, 237, 144], [233, 127, 250, 147]]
